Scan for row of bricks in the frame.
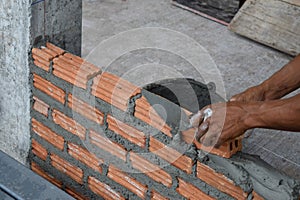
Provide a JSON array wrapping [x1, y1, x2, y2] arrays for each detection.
[[32, 44, 242, 158], [31, 139, 213, 200], [32, 70, 172, 137], [31, 116, 251, 199], [31, 162, 88, 200], [32, 93, 240, 176], [32, 43, 100, 90], [31, 139, 168, 199], [32, 43, 247, 199], [32, 70, 241, 159]]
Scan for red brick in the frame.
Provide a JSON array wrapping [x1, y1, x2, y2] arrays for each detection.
[[46, 42, 65, 56], [31, 162, 62, 188], [31, 118, 64, 150], [99, 72, 140, 92], [33, 74, 65, 104], [88, 176, 125, 200], [197, 161, 248, 199], [33, 60, 49, 72], [92, 90, 128, 111], [65, 187, 89, 200], [58, 55, 100, 77], [68, 94, 104, 125], [41, 47, 57, 59], [108, 165, 148, 199], [134, 96, 172, 137], [149, 137, 193, 174], [107, 115, 146, 148], [52, 67, 87, 89], [31, 139, 48, 161], [91, 72, 141, 111], [89, 130, 127, 161], [52, 66, 88, 89], [50, 153, 83, 184], [151, 190, 169, 200], [32, 54, 50, 66], [176, 178, 215, 200], [33, 96, 49, 117], [63, 53, 100, 72], [130, 152, 172, 188], [32, 48, 53, 61], [33, 57, 50, 71], [52, 55, 100, 89], [68, 142, 103, 173], [181, 128, 242, 158], [52, 109, 86, 140]]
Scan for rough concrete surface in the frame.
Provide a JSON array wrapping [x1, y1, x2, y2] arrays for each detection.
[[31, 0, 82, 56], [0, 0, 82, 166], [82, 0, 300, 179], [0, 1, 31, 165]]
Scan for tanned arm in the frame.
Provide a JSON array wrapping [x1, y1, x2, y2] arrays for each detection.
[[195, 93, 300, 147], [231, 54, 300, 102], [194, 55, 300, 147]]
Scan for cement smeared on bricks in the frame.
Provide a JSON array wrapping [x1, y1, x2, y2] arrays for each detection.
[[29, 46, 300, 199]]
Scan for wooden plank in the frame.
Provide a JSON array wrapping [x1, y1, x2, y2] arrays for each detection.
[[172, 0, 240, 24], [171, 1, 230, 26], [229, 0, 300, 56]]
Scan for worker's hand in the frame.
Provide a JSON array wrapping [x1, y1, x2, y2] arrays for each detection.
[[230, 85, 266, 102], [193, 102, 252, 148]]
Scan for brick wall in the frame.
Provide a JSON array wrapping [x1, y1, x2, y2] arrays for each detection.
[[29, 43, 269, 199]]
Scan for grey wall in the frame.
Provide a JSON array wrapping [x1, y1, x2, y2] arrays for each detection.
[[0, 1, 32, 164], [0, 0, 82, 165], [31, 0, 82, 56]]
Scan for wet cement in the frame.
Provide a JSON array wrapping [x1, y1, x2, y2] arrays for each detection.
[[145, 78, 300, 199]]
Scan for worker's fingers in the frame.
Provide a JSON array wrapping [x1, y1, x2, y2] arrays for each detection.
[[195, 121, 209, 141], [189, 110, 204, 128]]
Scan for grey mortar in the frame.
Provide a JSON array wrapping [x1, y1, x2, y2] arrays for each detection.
[[142, 79, 300, 199]]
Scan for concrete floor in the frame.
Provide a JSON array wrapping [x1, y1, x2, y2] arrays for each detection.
[[82, 0, 300, 179]]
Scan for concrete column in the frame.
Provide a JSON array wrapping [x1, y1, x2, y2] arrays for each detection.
[[0, 0, 82, 165], [0, 1, 32, 164]]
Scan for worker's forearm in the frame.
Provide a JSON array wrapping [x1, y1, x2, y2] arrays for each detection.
[[245, 93, 300, 131], [260, 54, 300, 100]]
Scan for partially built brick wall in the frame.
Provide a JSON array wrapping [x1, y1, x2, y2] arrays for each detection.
[[29, 43, 281, 200]]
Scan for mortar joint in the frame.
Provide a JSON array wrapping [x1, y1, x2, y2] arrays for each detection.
[[145, 136, 150, 152], [127, 93, 142, 116], [171, 176, 179, 190], [48, 106, 53, 120], [63, 140, 68, 153], [49, 60, 54, 74], [82, 170, 89, 186], [102, 112, 109, 131], [102, 164, 109, 176], [46, 151, 51, 165], [64, 89, 70, 108], [126, 150, 131, 165], [145, 188, 151, 200], [192, 162, 197, 177], [86, 78, 94, 94]]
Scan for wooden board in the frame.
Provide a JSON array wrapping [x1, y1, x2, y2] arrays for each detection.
[[172, 0, 240, 24], [229, 0, 300, 56], [171, 1, 230, 26]]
